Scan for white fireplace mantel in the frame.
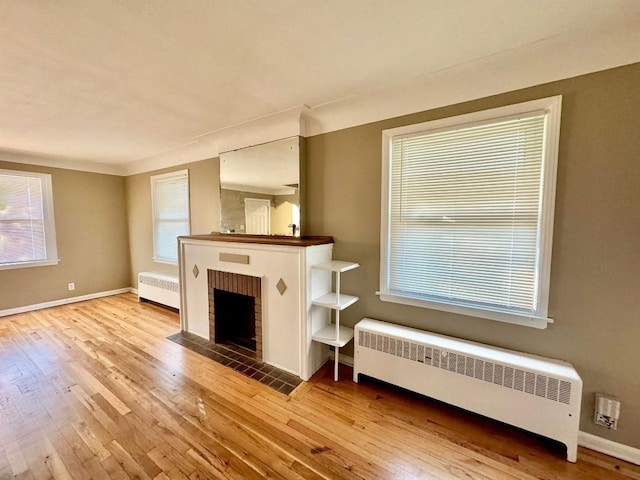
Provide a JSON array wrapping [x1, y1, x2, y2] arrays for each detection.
[[178, 234, 334, 380]]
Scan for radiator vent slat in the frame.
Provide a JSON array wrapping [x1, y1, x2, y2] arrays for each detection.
[[559, 381, 572, 405], [448, 353, 458, 373], [504, 367, 514, 389], [525, 372, 536, 395], [465, 357, 474, 377], [536, 376, 548, 398], [457, 355, 465, 375], [484, 362, 494, 383], [514, 369, 524, 391], [139, 274, 179, 292], [439, 352, 448, 371], [548, 377, 559, 402], [425, 347, 433, 366], [357, 332, 572, 405], [494, 364, 504, 386]]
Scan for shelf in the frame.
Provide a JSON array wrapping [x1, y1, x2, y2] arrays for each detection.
[[310, 257, 359, 381], [312, 292, 359, 310], [312, 325, 354, 347], [312, 260, 360, 273]]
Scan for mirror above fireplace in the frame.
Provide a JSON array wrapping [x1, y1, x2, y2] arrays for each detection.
[[219, 136, 301, 236]]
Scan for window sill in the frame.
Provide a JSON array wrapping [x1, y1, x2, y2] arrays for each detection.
[[0, 258, 61, 271], [153, 257, 178, 266], [377, 291, 552, 329]]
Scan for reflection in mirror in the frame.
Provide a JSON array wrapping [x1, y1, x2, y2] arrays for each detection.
[[219, 136, 300, 236]]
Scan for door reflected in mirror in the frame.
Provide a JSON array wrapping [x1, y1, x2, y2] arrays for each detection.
[[219, 136, 301, 236]]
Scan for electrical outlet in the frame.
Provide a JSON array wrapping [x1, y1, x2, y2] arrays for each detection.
[[68, 282, 75, 291], [594, 393, 620, 429], [595, 412, 617, 429]]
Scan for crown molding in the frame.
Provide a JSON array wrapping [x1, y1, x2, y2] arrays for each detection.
[[123, 107, 308, 176], [0, 148, 125, 176]]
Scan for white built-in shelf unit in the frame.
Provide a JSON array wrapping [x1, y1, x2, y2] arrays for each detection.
[[311, 260, 360, 380]]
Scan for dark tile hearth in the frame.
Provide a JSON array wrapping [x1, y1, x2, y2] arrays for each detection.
[[167, 332, 302, 395]]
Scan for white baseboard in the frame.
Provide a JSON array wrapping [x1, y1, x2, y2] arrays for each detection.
[[0, 288, 134, 317], [579, 431, 640, 465], [131, 288, 139, 295]]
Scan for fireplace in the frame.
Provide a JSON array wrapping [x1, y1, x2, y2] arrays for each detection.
[[208, 270, 262, 361], [179, 235, 335, 379]]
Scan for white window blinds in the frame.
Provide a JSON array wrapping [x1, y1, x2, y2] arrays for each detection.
[[0, 170, 58, 269], [151, 170, 190, 263], [381, 97, 561, 327]]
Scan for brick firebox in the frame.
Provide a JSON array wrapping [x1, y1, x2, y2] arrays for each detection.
[[207, 270, 262, 361]]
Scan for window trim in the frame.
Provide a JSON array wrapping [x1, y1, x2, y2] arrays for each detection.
[[379, 96, 562, 329], [0, 169, 59, 271], [150, 169, 190, 265]]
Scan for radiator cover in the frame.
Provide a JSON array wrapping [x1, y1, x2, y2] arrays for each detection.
[[354, 318, 582, 462], [138, 272, 180, 309]]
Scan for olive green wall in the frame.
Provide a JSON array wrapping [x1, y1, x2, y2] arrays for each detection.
[[0, 161, 130, 310], [2, 63, 638, 450], [306, 63, 640, 447], [125, 158, 220, 286]]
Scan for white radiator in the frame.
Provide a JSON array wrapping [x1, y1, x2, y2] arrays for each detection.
[[138, 272, 180, 309], [354, 318, 582, 462]]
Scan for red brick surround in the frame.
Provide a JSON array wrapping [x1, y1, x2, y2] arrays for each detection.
[[207, 270, 262, 361]]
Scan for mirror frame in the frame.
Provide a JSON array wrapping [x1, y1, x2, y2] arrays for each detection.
[[218, 136, 305, 236]]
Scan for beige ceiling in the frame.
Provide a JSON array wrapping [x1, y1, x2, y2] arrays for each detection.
[[2, 0, 640, 175]]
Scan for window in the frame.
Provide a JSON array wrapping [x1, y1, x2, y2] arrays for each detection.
[[151, 170, 190, 263], [0, 169, 59, 270], [380, 96, 562, 328]]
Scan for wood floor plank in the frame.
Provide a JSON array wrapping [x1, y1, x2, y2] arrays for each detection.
[[3, 441, 30, 477], [46, 430, 92, 480], [58, 424, 96, 466], [81, 456, 113, 480], [147, 446, 196, 479], [71, 420, 112, 463], [1, 293, 638, 480], [100, 453, 130, 480]]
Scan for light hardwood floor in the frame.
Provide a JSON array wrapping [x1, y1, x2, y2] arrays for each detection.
[[0, 293, 638, 479]]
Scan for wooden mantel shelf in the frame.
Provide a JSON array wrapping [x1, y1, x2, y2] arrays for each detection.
[[179, 233, 333, 247]]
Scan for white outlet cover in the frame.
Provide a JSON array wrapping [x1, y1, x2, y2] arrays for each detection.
[[594, 393, 620, 429]]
